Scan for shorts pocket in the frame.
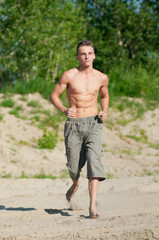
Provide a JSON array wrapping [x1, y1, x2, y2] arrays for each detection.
[[64, 121, 72, 138]]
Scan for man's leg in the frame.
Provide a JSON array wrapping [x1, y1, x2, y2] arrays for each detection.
[[88, 177, 100, 218], [66, 179, 79, 202]]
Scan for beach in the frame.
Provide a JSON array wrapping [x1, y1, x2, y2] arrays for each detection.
[[0, 93, 159, 239]]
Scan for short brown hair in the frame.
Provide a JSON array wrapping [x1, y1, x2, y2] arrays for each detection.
[[76, 40, 94, 55]]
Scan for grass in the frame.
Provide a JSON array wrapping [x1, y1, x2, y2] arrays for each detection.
[[0, 114, 3, 121], [0, 170, 70, 179], [119, 149, 132, 156], [116, 118, 132, 126], [9, 148, 17, 152], [106, 173, 115, 179], [106, 96, 159, 131], [120, 99, 146, 119], [20, 171, 57, 179], [9, 108, 21, 118], [153, 178, 158, 183], [0, 77, 55, 100], [9, 105, 28, 120], [126, 134, 148, 144], [149, 143, 159, 150], [137, 147, 142, 155], [33, 173, 56, 180], [102, 143, 107, 148], [11, 160, 18, 164], [1, 173, 12, 178], [19, 96, 27, 101], [27, 100, 42, 108], [110, 97, 159, 123], [143, 169, 153, 176], [19, 140, 30, 146], [21, 171, 29, 178], [30, 109, 51, 116], [0, 99, 15, 108], [38, 130, 58, 149], [38, 110, 66, 130], [59, 169, 69, 179], [31, 115, 40, 122], [116, 98, 134, 112], [125, 129, 148, 144]]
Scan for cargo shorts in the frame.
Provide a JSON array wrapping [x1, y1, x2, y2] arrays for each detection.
[[64, 115, 105, 181]]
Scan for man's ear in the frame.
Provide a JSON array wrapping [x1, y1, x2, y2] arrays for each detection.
[[93, 54, 95, 60], [76, 55, 79, 61]]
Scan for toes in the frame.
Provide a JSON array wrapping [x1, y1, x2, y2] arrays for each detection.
[[90, 213, 100, 219], [89, 209, 100, 219]]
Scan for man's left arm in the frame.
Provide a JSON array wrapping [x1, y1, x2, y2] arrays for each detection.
[[99, 75, 109, 121]]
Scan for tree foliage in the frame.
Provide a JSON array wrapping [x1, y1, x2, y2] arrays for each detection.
[[77, 0, 159, 69], [0, 0, 159, 97], [0, 0, 86, 87]]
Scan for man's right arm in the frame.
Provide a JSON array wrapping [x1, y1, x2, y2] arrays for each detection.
[[50, 71, 76, 118]]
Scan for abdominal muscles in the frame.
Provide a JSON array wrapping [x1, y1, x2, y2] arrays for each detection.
[[68, 92, 98, 118]]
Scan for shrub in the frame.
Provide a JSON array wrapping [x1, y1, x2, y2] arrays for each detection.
[[9, 108, 20, 118], [0, 99, 15, 108], [38, 130, 58, 149], [27, 100, 41, 108]]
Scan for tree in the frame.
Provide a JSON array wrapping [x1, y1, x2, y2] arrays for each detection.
[[0, 0, 86, 87], [76, 0, 159, 71]]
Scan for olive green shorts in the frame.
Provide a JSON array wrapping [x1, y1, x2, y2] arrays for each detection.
[[64, 115, 105, 181]]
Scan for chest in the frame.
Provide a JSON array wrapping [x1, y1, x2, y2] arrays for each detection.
[[68, 76, 101, 95]]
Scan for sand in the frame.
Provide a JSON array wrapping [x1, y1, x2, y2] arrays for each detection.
[[0, 93, 159, 240]]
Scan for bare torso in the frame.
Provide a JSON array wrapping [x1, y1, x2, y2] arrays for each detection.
[[66, 68, 104, 118]]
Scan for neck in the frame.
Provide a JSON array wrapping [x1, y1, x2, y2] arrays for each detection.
[[78, 65, 93, 74]]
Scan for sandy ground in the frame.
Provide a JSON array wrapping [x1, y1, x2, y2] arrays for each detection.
[[0, 93, 159, 240]]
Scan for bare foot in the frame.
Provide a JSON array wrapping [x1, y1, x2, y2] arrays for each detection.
[[89, 208, 100, 219], [66, 182, 79, 202]]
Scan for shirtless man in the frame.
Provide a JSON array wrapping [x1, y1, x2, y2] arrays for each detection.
[[50, 40, 109, 218]]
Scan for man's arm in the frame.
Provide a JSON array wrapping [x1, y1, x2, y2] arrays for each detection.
[[99, 75, 109, 121], [50, 72, 76, 118]]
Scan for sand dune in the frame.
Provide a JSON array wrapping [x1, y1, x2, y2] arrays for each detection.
[[0, 93, 159, 239]]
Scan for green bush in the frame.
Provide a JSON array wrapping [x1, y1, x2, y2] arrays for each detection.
[[0, 99, 15, 108], [38, 110, 66, 129], [9, 107, 20, 118], [1, 77, 55, 100], [38, 130, 58, 149], [27, 100, 41, 108], [108, 63, 159, 98]]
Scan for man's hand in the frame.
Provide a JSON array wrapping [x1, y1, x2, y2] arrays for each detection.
[[64, 108, 76, 118], [99, 111, 107, 121]]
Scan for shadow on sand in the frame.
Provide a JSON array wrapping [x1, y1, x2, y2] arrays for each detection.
[[45, 208, 72, 217], [0, 205, 36, 211]]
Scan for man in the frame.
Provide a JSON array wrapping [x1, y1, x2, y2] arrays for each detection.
[[50, 40, 109, 218]]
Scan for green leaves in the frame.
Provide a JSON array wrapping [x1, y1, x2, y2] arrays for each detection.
[[1, 0, 159, 98], [38, 130, 58, 149], [0, 0, 86, 86]]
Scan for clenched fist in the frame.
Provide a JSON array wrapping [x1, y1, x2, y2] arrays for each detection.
[[65, 108, 76, 118], [99, 111, 107, 121]]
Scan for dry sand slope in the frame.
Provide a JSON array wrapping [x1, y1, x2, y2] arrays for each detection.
[[0, 93, 159, 240]]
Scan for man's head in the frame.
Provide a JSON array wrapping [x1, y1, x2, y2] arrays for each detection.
[[76, 40, 94, 55], [76, 40, 95, 68]]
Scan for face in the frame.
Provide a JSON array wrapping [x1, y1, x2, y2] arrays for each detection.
[[76, 46, 95, 67]]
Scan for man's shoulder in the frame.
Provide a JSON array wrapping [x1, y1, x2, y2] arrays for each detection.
[[59, 68, 77, 84], [62, 68, 78, 79], [94, 69, 108, 82]]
